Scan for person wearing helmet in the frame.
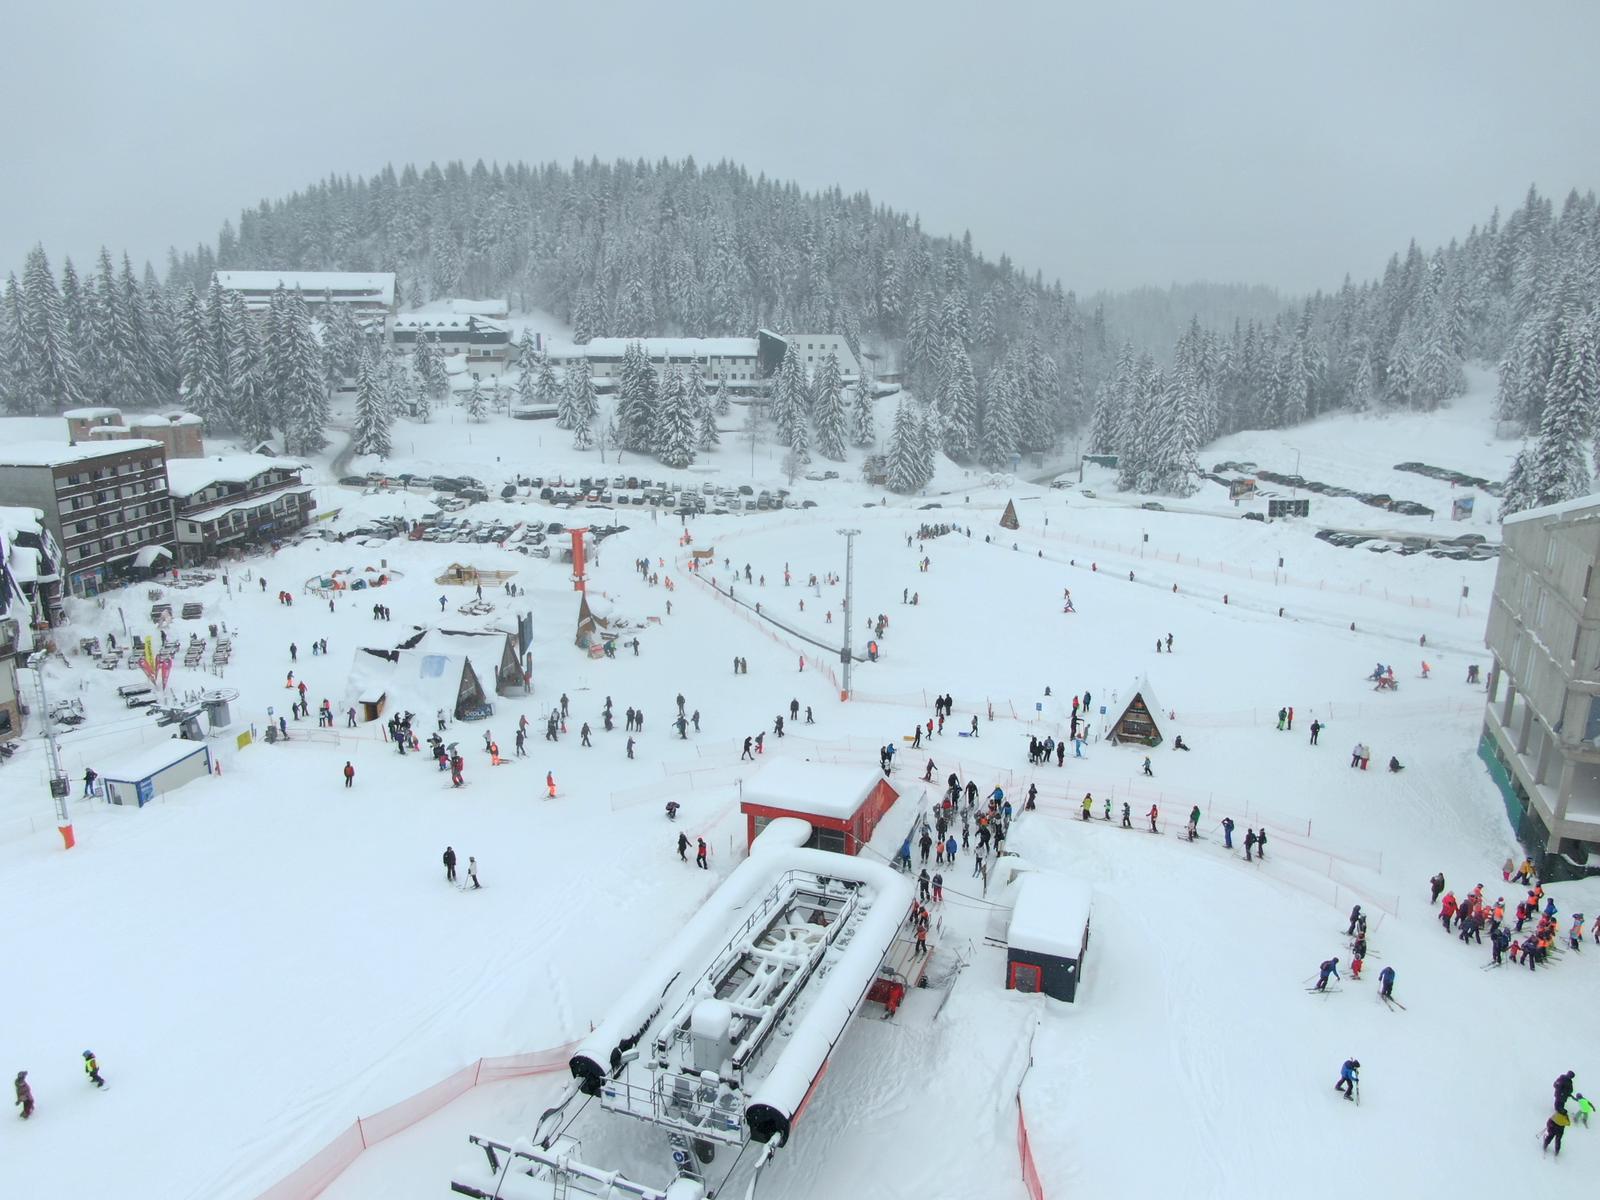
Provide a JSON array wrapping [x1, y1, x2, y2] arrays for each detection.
[[1336, 1059, 1360, 1100], [15, 1070, 34, 1117], [83, 1050, 105, 1089]]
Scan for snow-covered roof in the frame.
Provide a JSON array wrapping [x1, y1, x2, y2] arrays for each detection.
[[346, 649, 473, 716], [393, 312, 508, 334], [1007, 872, 1092, 960], [0, 440, 163, 468], [740, 758, 890, 820], [550, 337, 759, 360], [62, 407, 122, 420], [177, 485, 313, 523], [98, 739, 211, 784], [1503, 492, 1600, 527], [214, 271, 396, 304], [439, 298, 509, 318], [131, 411, 203, 428], [165, 454, 306, 498]]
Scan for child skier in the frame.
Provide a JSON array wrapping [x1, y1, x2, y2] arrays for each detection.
[[83, 1050, 105, 1089], [15, 1070, 34, 1118]]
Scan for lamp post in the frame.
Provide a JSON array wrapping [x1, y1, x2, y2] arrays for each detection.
[[838, 529, 860, 701]]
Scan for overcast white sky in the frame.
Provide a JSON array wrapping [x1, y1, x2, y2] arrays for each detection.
[[5, 0, 1598, 296]]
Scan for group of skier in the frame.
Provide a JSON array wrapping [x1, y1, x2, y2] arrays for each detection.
[[1436, 876, 1588, 970]]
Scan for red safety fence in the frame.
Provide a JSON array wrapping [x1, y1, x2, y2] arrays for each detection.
[[1017, 1099, 1046, 1200], [255, 1040, 579, 1200]]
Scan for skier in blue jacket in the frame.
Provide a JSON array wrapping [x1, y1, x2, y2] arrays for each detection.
[[1315, 957, 1340, 991], [1336, 1058, 1359, 1100], [1377, 965, 1396, 998]]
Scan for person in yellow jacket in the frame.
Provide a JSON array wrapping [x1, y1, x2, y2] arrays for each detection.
[[1542, 1109, 1570, 1156], [83, 1050, 105, 1089]]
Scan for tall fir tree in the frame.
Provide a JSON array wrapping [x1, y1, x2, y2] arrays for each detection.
[[18, 245, 87, 412], [937, 342, 977, 458], [566, 358, 597, 446], [886, 399, 933, 492], [352, 349, 392, 457], [465, 376, 488, 422], [655, 366, 698, 468], [850, 374, 877, 447], [979, 363, 1019, 471], [771, 344, 809, 454], [812, 351, 847, 461], [685, 366, 718, 451]]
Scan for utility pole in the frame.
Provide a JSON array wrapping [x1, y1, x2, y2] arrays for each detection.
[[838, 529, 860, 701], [29, 655, 74, 848]]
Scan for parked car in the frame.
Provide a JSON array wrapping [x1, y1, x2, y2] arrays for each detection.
[[1140, 501, 1166, 511], [339, 475, 367, 486]]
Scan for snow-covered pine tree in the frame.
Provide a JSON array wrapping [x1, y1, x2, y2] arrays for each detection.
[[686, 365, 719, 451], [18, 245, 87, 412], [565, 357, 598, 439], [412, 331, 448, 409], [979, 363, 1019, 470], [771, 343, 809, 454], [0, 274, 23, 414], [284, 295, 331, 456], [1349, 348, 1376, 414], [1528, 340, 1594, 507], [535, 348, 560, 406], [886, 399, 932, 492], [850, 373, 877, 447], [177, 289, 227, 429], [655, 365, 697, 468], [617, 341, 659, 452], [710, 374, 730, 416], [1148, 361, 1202, 495], [380, 348, 415, 428], [1498, 445, 1540, 518], [936, 342, 977, 458], [352, 349, 392, 457], [465, 376, 488, 422], [812, 351, 847, 461]]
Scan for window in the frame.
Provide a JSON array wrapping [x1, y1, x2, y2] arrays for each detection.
[[1536, 590, 1550, 627], [1545, 539, 1557, 569]]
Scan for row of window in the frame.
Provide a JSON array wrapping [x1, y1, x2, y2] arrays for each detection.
[[54, 457, 162, 488], [71, 521, 169, 561]]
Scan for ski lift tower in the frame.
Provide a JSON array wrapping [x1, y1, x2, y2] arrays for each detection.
[[837, 529, 859, 700]]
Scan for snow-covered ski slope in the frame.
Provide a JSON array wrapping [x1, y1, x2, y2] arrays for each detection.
[[2, 373, 1595, 1200]]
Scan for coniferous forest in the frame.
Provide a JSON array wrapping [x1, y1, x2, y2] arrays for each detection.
[[2, 159, 1597, 513]]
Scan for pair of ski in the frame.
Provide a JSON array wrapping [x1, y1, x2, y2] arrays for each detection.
[[1307, 984, 1342, 995], [1378, 993, 1405, 1011]]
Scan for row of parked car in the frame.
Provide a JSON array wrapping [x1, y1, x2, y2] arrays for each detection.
[[529, 475, 818, 515]]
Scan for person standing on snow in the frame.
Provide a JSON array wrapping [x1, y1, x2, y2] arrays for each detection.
[[1244, 828, 1256, 861], [467, 857, 481, 889], [1335, 1058, 1359, 1101], [1221, 817, 1235, 849], [1377, 965, 1395, 999], [696, 838, 709, 869], [1121, 802, 1131, 829], [1544, 1110, 1571, 1155], [15, 1070, 35, 1118], [1555, 1070, 1577, 1112], [1309, 719, 1321, 745], [83, 1051, 105, 1089], [1346, 905, 1363, 936], [1147, 804, 1159, 833], [343, 761, 355, 788], [1255, 828, 1267, 859], [677, 831, 690, 861], [1429, 872, 1446, 904], [443, 846, 457, 883], [1277, 707, 1287, 731]]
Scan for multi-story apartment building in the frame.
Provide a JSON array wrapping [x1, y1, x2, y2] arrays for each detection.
[[392, 313, 512, 378], [166, 455, 315, 565], [0, 506, 65, 633], [546, 330, 862, 395], [0, 442, 174, 597], [1482, 495, 1600, 879], [213, 270, 397, 331]]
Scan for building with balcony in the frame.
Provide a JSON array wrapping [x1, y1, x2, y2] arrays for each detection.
[[1481, 494, 1600, 879], [0, 442, 174, 597], [0, 506, 66, 636], [165, 455, 314, 565], [392, 312, 512, 377], [545, 330, 860, 397]]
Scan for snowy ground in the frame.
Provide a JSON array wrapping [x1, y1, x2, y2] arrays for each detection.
[[2, 375, 1596, 1200]]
